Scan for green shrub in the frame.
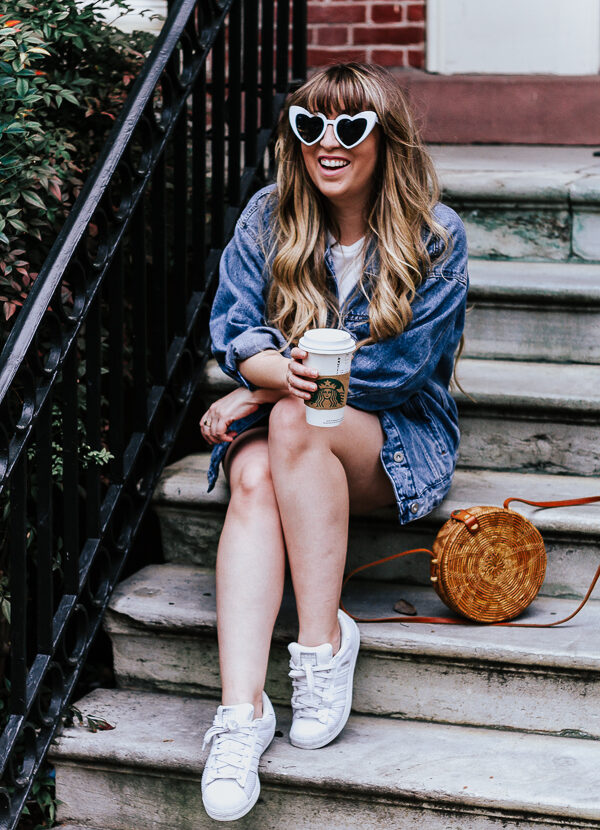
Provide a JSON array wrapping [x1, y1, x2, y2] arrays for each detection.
[[0, 0, 157, 329]]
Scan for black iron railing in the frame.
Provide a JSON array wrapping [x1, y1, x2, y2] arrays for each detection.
[[0, 0, 305, 825]]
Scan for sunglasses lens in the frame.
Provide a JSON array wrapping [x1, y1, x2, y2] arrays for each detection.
[[336, 116, 369, 148], [295, 112, 324, 144]]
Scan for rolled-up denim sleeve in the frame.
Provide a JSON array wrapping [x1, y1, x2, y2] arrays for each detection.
[[347, 209, 468, 410], [210, 220, 288, 389]]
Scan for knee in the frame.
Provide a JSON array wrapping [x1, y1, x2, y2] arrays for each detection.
[[269, 396, 312, 450], [269, 396, 327, 462], [229, 453, 274, 504]]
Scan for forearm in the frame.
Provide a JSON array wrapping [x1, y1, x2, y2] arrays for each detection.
[[238, 350, 289, 391]]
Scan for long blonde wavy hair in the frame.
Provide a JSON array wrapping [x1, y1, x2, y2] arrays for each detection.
[[261, 62, 450, 348]]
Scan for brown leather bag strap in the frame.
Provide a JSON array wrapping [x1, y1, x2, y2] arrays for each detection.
[[340, 548, 472, 625], [503, 495, 600, 510], [341, 496, 600, 627]]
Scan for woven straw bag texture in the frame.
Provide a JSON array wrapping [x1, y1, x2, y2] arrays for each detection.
[[431, 506, 547, 622]]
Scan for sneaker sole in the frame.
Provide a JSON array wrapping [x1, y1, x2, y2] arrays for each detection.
[[289, 617, 360, 750], [203, 721, 276, 821]]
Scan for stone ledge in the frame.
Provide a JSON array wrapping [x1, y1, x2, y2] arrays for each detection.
[[51, 688, 600, 827], [432, 146, 600, 205], [454, 359, 600, 416], [468, 259, 600, 306], [105, 564, 600, 673], [153, 455, 600, 539]]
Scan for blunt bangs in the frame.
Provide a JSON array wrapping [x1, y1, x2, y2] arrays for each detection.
[[294, 64, 378, 118]]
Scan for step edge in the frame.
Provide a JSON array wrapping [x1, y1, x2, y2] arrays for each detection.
[[49, 690, 600, 823]]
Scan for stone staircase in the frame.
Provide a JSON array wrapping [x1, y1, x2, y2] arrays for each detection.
[[50, 147, 600, 829]]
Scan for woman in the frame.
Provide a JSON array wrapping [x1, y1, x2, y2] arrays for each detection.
[[199, 62, 468, 822]]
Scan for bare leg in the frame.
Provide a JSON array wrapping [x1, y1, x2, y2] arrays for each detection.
[[216, 428, 286, 717], [268, 397, 395, 651]]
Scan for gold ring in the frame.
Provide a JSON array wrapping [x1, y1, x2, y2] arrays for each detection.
[[203, 418, 212, 427]]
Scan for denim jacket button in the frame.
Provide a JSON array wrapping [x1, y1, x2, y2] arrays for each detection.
[[409, 501, 420, 514], [393, 451, 404, 463]]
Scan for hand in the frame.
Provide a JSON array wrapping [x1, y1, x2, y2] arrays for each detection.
[[200, 387, 260, 445], [285, 347, 319, 400]]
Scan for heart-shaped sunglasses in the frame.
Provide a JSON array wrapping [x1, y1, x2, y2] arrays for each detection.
[[289, 105, 379, 149]]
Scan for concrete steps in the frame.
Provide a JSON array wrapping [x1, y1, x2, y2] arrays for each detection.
[[455, 359, 600, 476], [52, 145, 600, 828], [103, 563, 600, 739], [432, 146, 600, 261], [465, 259, 600, 363], [50, 689, 600, 830], [153, 454, 600, 599]]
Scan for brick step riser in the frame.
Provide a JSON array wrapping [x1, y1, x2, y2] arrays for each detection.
[[463, 306, 600, 364], [105, 621, 600, 740], [155, 504, 600, 599], [54, 762, 600, 830]]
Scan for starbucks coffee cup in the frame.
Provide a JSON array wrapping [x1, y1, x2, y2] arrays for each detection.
[[298, 328, 356, 427]]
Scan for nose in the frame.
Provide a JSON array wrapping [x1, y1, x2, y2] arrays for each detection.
[[319, 123, 339, 149]]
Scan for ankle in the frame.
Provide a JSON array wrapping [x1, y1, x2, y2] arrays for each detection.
[[221, 693, 264, 719], [298, 623, 341, 655]]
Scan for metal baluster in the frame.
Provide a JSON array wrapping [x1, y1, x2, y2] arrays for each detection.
[[292, 0, 307, 85], [9, 452, 27, 715], [243, 0, 259, 169], [35, 396, 53, 654], [85, 292, 102, 538], [172, 106, 188, 335], [276, 0, 290, 92], [62, 346, 79, 595], [261, 0, 274, 129], [150, 150, 168, 385], [211, 26, 226, 247], [192, 63, 207, 290], [108, 244, 125, 484], [228, 0, 242, 208], [131, 197, 149, 431]]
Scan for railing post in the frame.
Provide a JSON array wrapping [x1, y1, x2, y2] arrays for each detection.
[[292, 0, 307, 86]]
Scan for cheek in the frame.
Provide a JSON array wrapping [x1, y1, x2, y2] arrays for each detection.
[[300, 147, 318, 182]]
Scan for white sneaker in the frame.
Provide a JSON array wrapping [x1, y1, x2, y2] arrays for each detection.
[[201, 692, 276, 821], [288, 609, 360, 749]]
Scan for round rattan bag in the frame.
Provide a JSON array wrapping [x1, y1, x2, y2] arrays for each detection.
[[430, 506, 547, 623]]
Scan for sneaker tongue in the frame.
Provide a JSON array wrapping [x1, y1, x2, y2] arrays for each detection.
[[217, 703, 255, 725], [289, 642, 333, 666]]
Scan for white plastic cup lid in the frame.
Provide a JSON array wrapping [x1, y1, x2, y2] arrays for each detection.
[[298, 328, 356, 354]]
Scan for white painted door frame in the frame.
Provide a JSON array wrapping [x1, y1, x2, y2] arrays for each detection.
[[426, 0, 600, 75]]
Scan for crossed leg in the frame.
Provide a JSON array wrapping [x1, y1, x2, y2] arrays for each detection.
[[216, 399, 395, 716]]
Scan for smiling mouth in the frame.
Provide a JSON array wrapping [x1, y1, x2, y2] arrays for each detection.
[[319, 158, 349, 169]]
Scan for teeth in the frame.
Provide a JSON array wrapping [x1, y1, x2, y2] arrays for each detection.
[[319, 158, 349, 168]]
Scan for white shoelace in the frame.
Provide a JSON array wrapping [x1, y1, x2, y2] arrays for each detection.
[[202, 720, 257, 785], [289, 659, 338, 724]]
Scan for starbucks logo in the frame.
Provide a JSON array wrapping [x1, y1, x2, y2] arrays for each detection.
[[311, 377, 347, 409]]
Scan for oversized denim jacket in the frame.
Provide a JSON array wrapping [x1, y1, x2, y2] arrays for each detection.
[[207, 184, 469, 525]]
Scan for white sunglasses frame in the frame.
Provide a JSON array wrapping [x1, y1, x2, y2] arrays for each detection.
[[288, 105, 379, 149]]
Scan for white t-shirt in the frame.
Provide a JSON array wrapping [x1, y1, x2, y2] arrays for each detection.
[[327, 233, 365, 306]]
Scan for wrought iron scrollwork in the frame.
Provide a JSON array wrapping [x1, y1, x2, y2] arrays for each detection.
[[0, 0, 306, 825]]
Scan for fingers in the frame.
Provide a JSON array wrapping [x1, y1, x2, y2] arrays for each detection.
[[286, 352, 319, 400], [200, 409, 236, 445]]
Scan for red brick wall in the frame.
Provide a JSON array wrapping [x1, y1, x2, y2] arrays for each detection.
[[307, 1, 426, 70]]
